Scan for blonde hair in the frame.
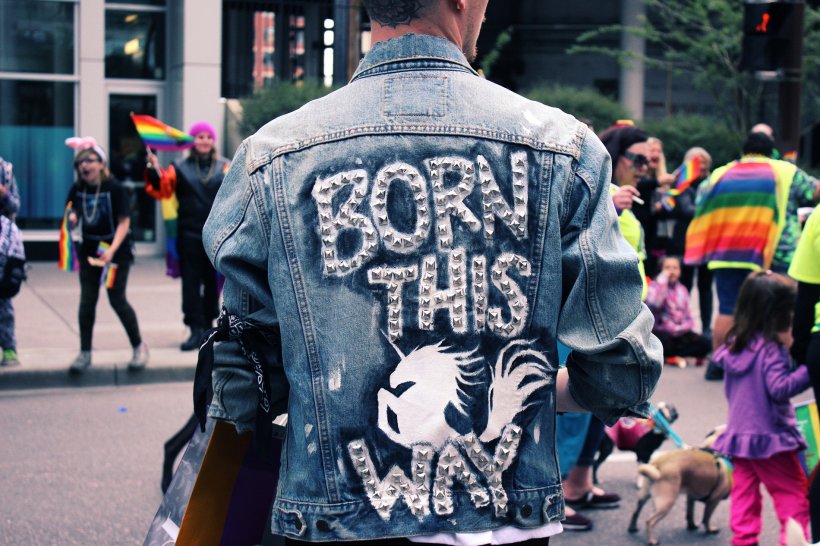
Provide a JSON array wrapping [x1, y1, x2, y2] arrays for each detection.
[[683, 147, 712, 174]]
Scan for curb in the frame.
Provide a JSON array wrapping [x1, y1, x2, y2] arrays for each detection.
[[0, 366, 195, 391]]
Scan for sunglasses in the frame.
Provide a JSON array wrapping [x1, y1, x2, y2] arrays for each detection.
[[623, 151, 649, 169]]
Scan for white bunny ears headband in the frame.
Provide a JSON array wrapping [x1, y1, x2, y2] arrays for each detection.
[[65, 136, 107, 164]]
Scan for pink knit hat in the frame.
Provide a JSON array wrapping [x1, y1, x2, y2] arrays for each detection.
[[189, 121, 216, 141]]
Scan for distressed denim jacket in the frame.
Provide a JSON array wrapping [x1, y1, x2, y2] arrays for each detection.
[[202, 34, 662, 542]]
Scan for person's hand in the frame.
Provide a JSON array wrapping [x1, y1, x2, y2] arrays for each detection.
[[656, 271, 669, 284], [658, 173, 676, 187], [100, 247, 115, 264], [613, 185, 640, 210], [68, 211, 78, 227], [145, 149, 160, 171]]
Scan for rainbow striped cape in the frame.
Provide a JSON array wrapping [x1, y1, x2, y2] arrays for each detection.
[[58, 203, 78, 271], [684, 158, 793, 270]]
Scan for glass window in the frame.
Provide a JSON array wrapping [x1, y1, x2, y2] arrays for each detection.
[[109, 94, 157, 242], [105, 10, 166, 79], [0, 80, 75, 229], [107, 0, 165, 4], [0, 1, 74, 74]]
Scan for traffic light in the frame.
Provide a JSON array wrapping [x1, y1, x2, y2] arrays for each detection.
[[741, 1, 804, 75]]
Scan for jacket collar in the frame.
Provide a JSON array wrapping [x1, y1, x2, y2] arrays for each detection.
[[351, 33, 479, 81]]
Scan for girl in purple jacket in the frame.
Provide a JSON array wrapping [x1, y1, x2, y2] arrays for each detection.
[[713, 271, 811, 546]]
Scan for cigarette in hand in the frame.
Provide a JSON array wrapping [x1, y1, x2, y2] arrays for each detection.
[[632, 195, 645, 205]]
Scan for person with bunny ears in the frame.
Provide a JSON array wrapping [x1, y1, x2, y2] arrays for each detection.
[[64, 137, 148, 373]]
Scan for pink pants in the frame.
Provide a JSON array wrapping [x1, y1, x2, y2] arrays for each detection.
[[730, 451, 810, 545]]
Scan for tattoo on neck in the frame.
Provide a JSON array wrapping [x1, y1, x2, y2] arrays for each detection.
[[365, 0, 427, 28]]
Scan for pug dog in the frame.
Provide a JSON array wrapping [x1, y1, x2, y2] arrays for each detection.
[[628, 427, 731, 545]]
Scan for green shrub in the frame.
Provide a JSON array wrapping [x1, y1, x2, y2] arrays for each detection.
[[524, 84, 629, 134], [240, 80, 339, 135], [644, 115, 742, 169]]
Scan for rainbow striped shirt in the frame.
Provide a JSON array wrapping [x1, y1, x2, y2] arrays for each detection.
[[684, 157, 794, 271]]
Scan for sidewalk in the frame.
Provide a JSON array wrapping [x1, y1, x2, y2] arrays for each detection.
[[0, 257, 197, 390]]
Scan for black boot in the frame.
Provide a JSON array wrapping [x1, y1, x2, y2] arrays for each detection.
[[180, 327, 204, 351]]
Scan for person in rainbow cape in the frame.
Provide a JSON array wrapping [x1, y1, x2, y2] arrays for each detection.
[[684, 131, 813, 355], [63, 137, 148, 373], [141, 119, 230, 351]]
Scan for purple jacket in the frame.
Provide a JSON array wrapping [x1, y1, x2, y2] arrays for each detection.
[[713, 335, 810, 459]]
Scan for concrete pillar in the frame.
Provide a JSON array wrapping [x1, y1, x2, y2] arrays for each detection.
[[179, 0, 224, 145], [620, 0, 646, 121], [77, 0, 107, 145]]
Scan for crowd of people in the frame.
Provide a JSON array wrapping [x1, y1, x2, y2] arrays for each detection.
[[557, 119, 820, 546]]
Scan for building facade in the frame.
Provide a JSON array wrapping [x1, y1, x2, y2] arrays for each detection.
[[2, 0, 722, 259]]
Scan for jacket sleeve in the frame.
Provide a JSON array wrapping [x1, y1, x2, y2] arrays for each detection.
[[764, 343, 810, 402], [202, 142, 285, 434], [558, 129, 663, 425], [144, 163, 177, 200]]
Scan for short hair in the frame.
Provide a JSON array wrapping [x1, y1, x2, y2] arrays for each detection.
[[684, 146, 712, 171], [742, 132, 774, 157], [363, 0, 432, 27]]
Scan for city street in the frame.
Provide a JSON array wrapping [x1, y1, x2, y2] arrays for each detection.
[[2, 365, 812, 545], [0, 382, 191, 545]]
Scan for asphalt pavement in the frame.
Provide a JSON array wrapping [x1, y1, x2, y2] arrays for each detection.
[[0, 257, 197, 390]]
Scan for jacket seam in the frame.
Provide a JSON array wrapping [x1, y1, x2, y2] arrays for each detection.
[[247, 126, 582, 174], [271, 157, 340, 502], [578, 173, 609, 344], [206, 184, 254, 261], [526, 152, 552, 331]]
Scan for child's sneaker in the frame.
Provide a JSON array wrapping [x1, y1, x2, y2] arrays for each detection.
[[2, 349, 19, 367], [128, 343, 149, 371], [69, 351, 91, 373]]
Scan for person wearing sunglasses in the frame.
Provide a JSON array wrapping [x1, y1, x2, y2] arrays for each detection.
[[685, 131, 811, 358], [560, 123, 651, 527]]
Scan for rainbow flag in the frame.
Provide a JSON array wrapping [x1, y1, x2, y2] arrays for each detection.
[[131, 114, 194, 151], [174, 421, 279, 546], [795, 400, 820, 475], [684, 161, 781, 270], [58, 203, 78, 272], [162, 194, 180, 278], [101, 263, 118, 289], [661, 156, 702, 211]]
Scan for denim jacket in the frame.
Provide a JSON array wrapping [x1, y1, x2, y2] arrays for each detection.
[[202, 34, 662, 542]]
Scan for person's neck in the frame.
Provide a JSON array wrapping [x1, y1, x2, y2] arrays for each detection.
[[370, 19, 462, 52], [83, 177, 102, 186]]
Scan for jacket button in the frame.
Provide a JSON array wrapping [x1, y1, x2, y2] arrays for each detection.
[[521, 504, 533, 517], [316, 520, 331, 532]]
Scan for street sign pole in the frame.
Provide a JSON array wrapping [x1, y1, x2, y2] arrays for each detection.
[[778, 1, 804, 157], [742, 0, 805, 157]]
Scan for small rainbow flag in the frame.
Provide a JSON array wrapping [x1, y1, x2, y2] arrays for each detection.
[[661, 156, 703, 211], [130, 113, 194, 151], [58, 203, 78, 272], [102, 263, 118, 289]]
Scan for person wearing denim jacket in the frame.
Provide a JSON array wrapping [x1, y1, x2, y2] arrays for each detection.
[[201, 1, 662, 543]]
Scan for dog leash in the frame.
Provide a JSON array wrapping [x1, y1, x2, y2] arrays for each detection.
[[649, 402, 685, 449]]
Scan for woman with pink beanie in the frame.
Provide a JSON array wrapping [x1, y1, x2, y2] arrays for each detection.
[[145, 122, 230, 350]]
